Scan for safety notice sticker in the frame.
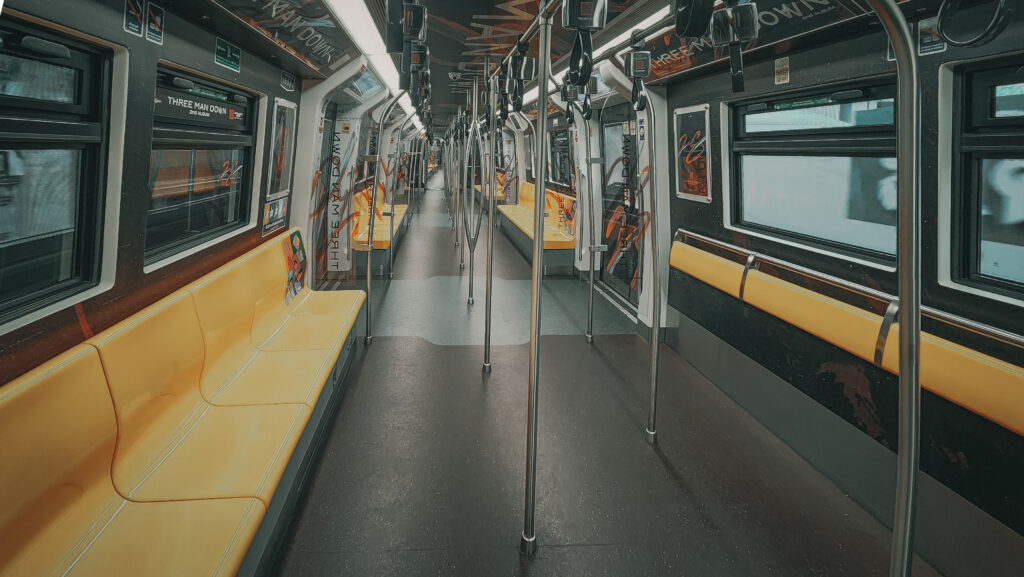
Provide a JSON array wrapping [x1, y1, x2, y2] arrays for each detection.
[[124, 0, 144, 37], [215, 37, 241, 72], [146, 3, 164, 45]]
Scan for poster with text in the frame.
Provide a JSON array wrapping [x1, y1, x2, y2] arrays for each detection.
[[267, 98, 298, 201], [263, 197, 289, 235], [674, 104, 712, 203]]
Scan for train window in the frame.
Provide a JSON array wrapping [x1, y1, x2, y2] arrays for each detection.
[[955, 63, 1024, 291], [0, 21, 109, 323], [742, 94, 894, 133], [145, 68, 256, 263], [994, 83, 1024, 118], [732, 84, 898, 259]]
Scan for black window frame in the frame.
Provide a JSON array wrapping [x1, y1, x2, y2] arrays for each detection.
[[144, 66, 257, 265], [953, 59, 1024, 298], [730, 80, 898, 264], [0, 19, 111, 326]]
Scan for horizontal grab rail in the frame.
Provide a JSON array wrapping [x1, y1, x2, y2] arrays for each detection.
[[674, 228, 1024, 352]]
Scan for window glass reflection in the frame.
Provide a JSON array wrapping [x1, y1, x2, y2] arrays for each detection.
[[994, 83, 1024, 118], [979, 158, 1024, 283], [746, 98, 894, 133], [0, 54, 78, 104], [0, 148, 81, 301], [739, 155, 897, 254]]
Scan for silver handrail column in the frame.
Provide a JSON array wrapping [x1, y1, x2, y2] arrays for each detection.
[[520, 6, 551, 558], [365, 91, 405, 345]]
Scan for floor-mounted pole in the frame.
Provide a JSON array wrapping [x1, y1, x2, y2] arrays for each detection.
[[570, 101, 598, 344], [863, 1, 922, 575], [484, 74, 498, 373], [520, 8, 551, 558], [365, 91, 405, 345], [643, 99, 663, 446]]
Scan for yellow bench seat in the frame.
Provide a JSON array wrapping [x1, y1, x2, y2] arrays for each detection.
[[0, 228, 366, 575], [0, 347, 264, 577], [498, 203, 575, 250], [353, 204, 408, 251]]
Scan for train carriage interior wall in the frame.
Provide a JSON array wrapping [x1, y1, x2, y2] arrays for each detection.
[[0, 0, 1022, 575]]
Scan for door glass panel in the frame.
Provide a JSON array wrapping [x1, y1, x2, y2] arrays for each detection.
[[600, 117, 642, 306]]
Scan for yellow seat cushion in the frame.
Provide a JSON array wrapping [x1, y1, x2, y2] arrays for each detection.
[[498, 201, 575, 250], [353, 204, 407, 251], [0, 346, 264, 577], [88, 291, 308, 504], [260, 289, 365, 352], [188, 230, 364, 407]]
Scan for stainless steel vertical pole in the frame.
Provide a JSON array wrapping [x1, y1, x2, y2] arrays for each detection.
[[484, 73, 498, 373], [570, 101, 598, 344], [459, 101, 467, 270], [643, 97, 662, 446], [389, 116, 414, 280], [520, 8, 551, 558], [456, 106, 464, 249], [365, 91, 405, 345], [468, 75, 479, 303], [863, 1, 921, 576]]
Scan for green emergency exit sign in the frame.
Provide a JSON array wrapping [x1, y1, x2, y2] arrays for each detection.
[[215, 37, 241, 72]]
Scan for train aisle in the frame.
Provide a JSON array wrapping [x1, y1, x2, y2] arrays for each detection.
[[275, 172, 941, 577]]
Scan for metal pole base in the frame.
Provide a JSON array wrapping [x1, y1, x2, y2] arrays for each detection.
[[644, 428, 657, 445], [519, 534, 537, 556], [460, 263, 465, 270], [585, 333, 593, 344], [468, 297, 475, 305], [482, 363, 492, 373], [389, 272, 394, 279], [364, 336, 373, 345]]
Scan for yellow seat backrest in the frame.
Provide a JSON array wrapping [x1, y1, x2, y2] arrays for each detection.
[[519, 181, 535, 212], [248, 235, 294, 344], [88, 292, 207, 482], [0, 346, 118, 562]]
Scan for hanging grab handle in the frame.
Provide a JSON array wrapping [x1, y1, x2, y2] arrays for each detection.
[[566, 30, 594, 87]]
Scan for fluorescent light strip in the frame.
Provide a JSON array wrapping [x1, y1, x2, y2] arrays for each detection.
[[329, 0, 401, 94]]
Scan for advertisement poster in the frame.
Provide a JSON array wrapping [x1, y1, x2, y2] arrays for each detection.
[[209, 0, 360, 73], [281, 229, 306, 305], [673, 104, 712, 203], [263, 197, 288, 235], [327, 116, 362, 272], [268, 98, 298, 201]]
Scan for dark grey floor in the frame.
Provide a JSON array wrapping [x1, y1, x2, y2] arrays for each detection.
[[275, 177, 941, 576]]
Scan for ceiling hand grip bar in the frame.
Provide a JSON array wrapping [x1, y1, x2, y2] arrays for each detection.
[[863, 0, 922, 575], [463, 76, 487, 305], [365, 90, 406, 346]]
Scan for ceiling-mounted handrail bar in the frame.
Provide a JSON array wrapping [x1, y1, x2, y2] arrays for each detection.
[[463, 75, 486, 305], [487, 0, 564, 82]]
